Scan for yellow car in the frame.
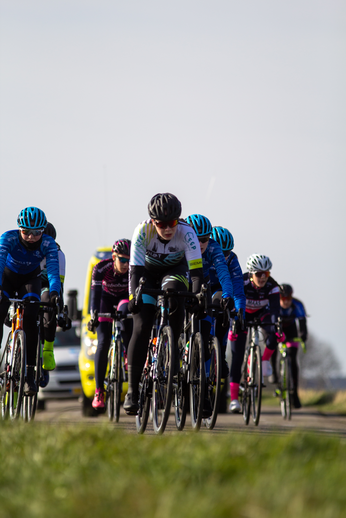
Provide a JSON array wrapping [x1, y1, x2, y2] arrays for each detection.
[[79, 247, 112, 416]]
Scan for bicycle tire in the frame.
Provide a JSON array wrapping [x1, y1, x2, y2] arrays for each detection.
[[136, 357, 151, 434], [114, 337, 123, 423], [189, 331, 205, 431], [204, 336, 221, 430], [280, 354, 291, 420], [107, 343, 115, 421], [174, 335, 188, 431], [286, 354, 292, 420], [9, 330, 26, 419], [251, 344, 262, 426], [241, 347, 251, 425], [0, 332, 12, 419], [24, 332, 42, 422], [152, 325, 174, 434]]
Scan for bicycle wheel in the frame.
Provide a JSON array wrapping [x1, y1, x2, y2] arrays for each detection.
[[152, 325, 174, 434], [251, 344, 262, 426], [136, 357, 151, 434], [24, 333, 42, 422], [241, 348, 251, 425], [9, 330, 26, 419], [114, 337, 123, 423], [204, 336, 221, 430], [189, 331, 205, 431], [107, 343, 115, 421], [174, 335, 188, 431], [280, 354, 291, 420], [0, 332, 12, 419]]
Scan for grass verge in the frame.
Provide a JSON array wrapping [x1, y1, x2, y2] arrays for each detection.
[[0, 421, 346, 518]]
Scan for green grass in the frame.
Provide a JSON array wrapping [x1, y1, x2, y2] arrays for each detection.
[[262, 387, 346, 415], [0, 421, 346, 518]]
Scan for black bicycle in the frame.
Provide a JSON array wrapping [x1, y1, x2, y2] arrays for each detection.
[[0, 297, 61, 421], [173, 285, 208, 432], [98, 309, 131, 422]]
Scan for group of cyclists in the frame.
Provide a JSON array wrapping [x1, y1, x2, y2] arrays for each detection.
[[0, 195, 308, 417]]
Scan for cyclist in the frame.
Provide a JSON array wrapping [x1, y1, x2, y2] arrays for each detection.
[[269, 283, 308, 409], [40, 222, 68, 375], [0, 207, 61, 395], [124, 193, 204, 415], [209, 226, 246, 377], [87, 239, 132, 410], [228, 254, 280, 413]]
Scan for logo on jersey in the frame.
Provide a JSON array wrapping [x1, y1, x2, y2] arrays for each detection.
[[184, 232, 197, 250]]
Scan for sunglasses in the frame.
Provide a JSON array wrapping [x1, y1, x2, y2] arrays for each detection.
[[154, 219, 178, 229], [20, 228, 44, 237], [280, 295, 292, 301], [254, 271, 270, 278], [198, 236, 210, 243], [115, 256, 130, 263]]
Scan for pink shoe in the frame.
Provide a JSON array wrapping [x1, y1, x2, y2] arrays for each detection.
[[92, 388, 105, 409]]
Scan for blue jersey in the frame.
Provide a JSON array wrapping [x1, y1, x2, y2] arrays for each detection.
[[201, 238, 233, 299], [209, 251, 246, 313], [0, 230, 61, 294], [280, 298, 308, 341]]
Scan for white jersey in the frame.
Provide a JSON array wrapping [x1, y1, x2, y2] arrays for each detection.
[[130, 219, 202, 274]]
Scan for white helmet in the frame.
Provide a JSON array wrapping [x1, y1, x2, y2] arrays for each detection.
[[246, 254, 272, 273]]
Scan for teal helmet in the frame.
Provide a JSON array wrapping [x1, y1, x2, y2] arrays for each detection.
[[185, 214, 212, 237], [17, 207, 47, 230], [211, 226, 234, 252]]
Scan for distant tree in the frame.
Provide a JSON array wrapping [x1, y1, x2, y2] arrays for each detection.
[[299, 333, 341, 389]]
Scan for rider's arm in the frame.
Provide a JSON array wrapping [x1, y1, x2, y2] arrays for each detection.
[[209, 240, 233, 299], [90, 260, 107, 314], [268, 282, 280, 324], [228, 252, 246, 313], [44, 237, 61, 296]]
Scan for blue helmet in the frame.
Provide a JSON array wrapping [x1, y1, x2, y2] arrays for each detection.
[[211, 226, 234, 252], [17, 207, 47, 230], [186, 214, 212, 237]]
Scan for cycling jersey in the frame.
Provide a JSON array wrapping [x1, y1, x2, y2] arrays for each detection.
[[41, 243, 65, 287], [243, 272, 280, 322], [199, 238, 233, 299], [280, 297, 308, 342], [0, 230, 61, 294], [90, 258, 129, 315], [209, 251, 246, 312], [129, 219, 203, 297]]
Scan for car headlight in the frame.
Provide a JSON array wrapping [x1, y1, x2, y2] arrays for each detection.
[[83, 334, 98, 360]]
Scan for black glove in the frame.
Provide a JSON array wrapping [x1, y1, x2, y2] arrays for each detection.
[[50, 291, 61, 310], [87, 318, 99, 333], [220, 297, 234, 311], [191, 303, 206, 320], [128, 297, 142, 314]]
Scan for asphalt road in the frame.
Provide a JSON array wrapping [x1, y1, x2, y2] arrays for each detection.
[[35, 398, 346, 437]]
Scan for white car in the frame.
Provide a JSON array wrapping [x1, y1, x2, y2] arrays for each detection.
[[38, 321, 82, 410]]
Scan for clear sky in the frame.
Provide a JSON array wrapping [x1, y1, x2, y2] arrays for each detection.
[[1, 1, 345, 370]]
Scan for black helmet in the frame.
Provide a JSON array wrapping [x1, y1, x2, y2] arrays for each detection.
[[280, 284, 293, 297], [112, 239, 131, 256], [44, 222, 57, 240], [148, 193, 182, 222]]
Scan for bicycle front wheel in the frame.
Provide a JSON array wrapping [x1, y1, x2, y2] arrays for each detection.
[[0, 332, 12, 419], [241, 347, 251, 425], [9, 330, 26, 419], [114, 337, 123, 423], [152, 326, 174, 435], [107, 343, 115, 421], [204, 336, 221, 430], [280, 354, 291, 420], [189, 331, 205, 431], [136, 360, 151, 434], [174, 335, 188, 431], [251, 344, 262, 426]]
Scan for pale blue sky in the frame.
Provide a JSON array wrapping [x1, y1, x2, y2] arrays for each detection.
[[0, 1, 345, 370]]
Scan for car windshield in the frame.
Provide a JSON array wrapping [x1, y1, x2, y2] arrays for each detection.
[[54, 324, 81, 347]]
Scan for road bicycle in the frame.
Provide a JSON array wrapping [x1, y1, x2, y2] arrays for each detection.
[[239, 318, 281, 426], [173, 286, 208, 432], [0, 297, 60, 421], [275, 337, 306, 420], [98, 309, 131, 423]]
